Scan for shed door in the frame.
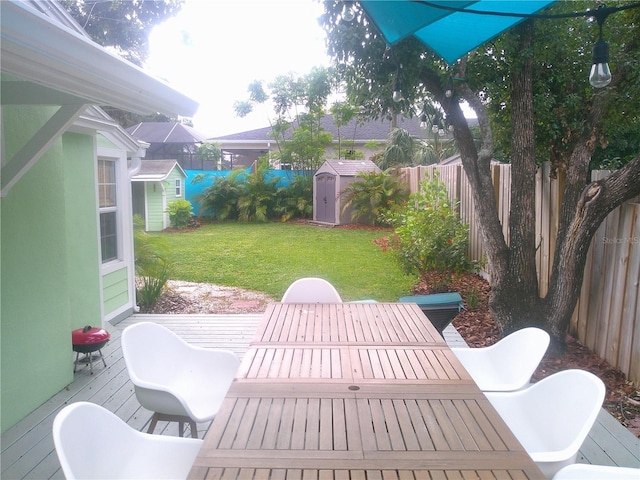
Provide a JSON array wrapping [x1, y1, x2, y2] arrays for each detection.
[[132, 182, 145, 219], [315, 173, 336, 223]]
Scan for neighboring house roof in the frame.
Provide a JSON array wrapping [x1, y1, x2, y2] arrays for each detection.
[[131, 160, 187, 182], [210, 115, 428, 143], [127, 122, 208, 144], [319, 160, 381, 176]]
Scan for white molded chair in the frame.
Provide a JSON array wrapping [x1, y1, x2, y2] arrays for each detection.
[[553, 464, 640, 480], [53, 402, 202, 479], [121, 322, 239, 438], [451, 327, 550, 391], [281, 277, 343, 303], [485, 369, 606, 479]]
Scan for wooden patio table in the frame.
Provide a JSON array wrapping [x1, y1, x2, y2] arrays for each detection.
[[189, 302, 545, 479]]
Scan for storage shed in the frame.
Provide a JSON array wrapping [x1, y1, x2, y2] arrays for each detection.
[[131, 160, 188, 231], [313, 160, 381, 225]]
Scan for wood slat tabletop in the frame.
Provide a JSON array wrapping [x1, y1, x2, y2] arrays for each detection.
[[254, 303, 445, 346], [189, 303, 545, 479]]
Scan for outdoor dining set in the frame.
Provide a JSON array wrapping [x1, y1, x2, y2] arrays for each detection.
[[53, 278, 639, 479]]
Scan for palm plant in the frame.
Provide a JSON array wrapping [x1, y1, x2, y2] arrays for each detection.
[[340, 170, 409, 226], [235, 159, 279, 221], [195, 174, 242, 220], [133, 215, 171, 309], [276, 174, 313, 221]]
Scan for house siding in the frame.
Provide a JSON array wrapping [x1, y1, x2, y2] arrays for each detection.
[[103, 267, 130, 315], [1, 111, 102, 432], [146, 182, 166, 231], [166, 168, 185, 203]]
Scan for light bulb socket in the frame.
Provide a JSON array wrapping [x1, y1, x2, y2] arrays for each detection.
[[392, 80, 403, 102], [592, 39, 609, 65]]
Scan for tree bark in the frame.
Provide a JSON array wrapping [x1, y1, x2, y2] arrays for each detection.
[[441, 23, 640, 343], [490, 21, 544, 334]]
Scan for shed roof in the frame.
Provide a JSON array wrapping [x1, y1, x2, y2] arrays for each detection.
[[131, 160, 186, 182], [319, 160, 381, 176]]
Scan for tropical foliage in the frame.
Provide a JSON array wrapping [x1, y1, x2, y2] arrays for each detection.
[[194, 161, 314, 222], [340, 170, 409, 226], [275, 174, 314, 221], [133, 215, 171, 308], [320, 0, 640, 341]]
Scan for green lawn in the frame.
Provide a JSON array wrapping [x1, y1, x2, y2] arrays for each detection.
[[156, 222, 417, 301]]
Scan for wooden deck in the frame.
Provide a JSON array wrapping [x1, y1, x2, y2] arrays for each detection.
[[2, 313, 638, 479]]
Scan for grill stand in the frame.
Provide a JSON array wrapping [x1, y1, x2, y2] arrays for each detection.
[[73, 349, 107, 374]]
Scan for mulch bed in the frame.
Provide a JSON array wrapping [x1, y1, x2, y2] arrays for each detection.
[[414, 270, 640, 438]]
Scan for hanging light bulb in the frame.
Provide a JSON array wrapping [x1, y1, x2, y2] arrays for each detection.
[[589, 5, 612, 88], [341, 1, 356, 22], [444, 75, 453, 98], [432, 124, 439, 134], [392, 80, 404, 102], [590, 39, 611, 88], [420, 113, 428, 129]]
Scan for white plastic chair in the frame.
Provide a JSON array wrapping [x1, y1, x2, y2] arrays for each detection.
[[121, 322, 239, 438], [451, 327, 550, 391], [553, 464, 640, 480], [281, 277, 343, 303], [53, 401, 202, 479], [485, 369, 606, 479]]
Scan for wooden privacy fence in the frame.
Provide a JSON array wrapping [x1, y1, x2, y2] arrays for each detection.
[[400, 164, 640, 385]]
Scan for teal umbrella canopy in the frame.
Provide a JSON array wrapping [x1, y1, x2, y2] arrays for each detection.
[[359, 0, 558, 64]]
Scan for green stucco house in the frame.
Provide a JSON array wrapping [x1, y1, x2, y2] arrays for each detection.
[[132, 160, 189, 231], [0, 0, 198, 432]]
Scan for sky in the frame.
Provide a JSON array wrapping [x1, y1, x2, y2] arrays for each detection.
[[144, 0, 331, 138]]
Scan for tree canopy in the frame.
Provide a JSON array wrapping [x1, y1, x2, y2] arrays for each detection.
[[319, 0, 640, 342], [60, 0, 183, 66], [234, 68, 338, 172]]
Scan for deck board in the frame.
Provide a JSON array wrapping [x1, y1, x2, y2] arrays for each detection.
[[1, 313, 638, 479]]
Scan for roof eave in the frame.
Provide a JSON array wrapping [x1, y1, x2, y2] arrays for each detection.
[[0, 1, 198, 117]]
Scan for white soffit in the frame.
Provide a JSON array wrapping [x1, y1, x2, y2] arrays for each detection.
[[0, 1, 199, 117]]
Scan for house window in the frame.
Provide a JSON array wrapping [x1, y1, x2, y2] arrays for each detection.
[[98, 159, 118, 263], [175, 178, 182, 197]]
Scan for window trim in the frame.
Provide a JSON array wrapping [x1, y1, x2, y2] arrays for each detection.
[[97, 158, 120, 265], [175, 178, 182, 197]]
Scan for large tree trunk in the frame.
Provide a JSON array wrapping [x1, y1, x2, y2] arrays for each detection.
[[490, 21, 544, 334], [449, 24, 640, 345]]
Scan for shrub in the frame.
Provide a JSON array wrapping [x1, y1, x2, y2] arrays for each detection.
[[236, 160, 279, 221], [136, 261, 171, 310], [166, 199, 193, 229], [275, 174, 313, 221], [340, 170, 409, 226], [195, 174, 241, 220], [194, 160, 281, 222], [133, 215, 171, 309], [389, 176, 477, 274]]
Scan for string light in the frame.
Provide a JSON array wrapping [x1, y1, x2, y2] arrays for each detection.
[[397, 1, 640, 87]]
